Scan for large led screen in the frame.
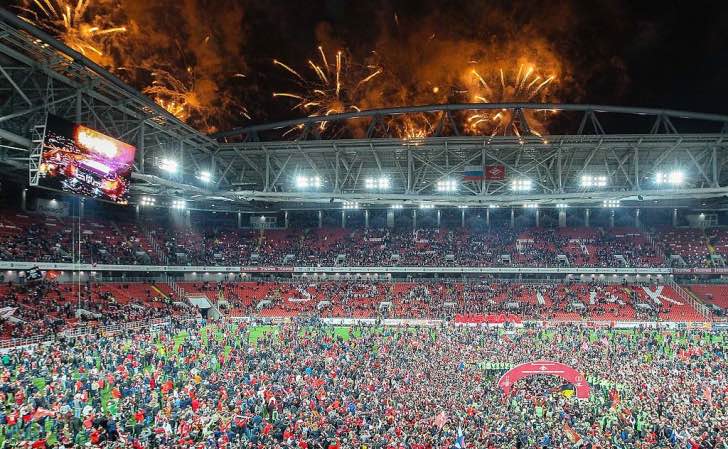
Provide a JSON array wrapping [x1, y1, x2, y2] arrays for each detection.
[[38, 115, 136, 204]]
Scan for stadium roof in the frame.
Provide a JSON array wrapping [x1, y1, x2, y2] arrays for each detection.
[[1, 7, 728, 210]]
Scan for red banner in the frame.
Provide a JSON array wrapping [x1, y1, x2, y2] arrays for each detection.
[[673, 268, 728, 275], [239, 266, 294, 273], [454, 313, 521, 324], [498, 360, 590, 399], [485, 165, 506, 180]]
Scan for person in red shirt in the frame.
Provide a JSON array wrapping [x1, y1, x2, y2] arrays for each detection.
[[89, 428, 101, 445]]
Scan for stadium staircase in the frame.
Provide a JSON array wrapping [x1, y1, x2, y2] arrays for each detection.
[[666, 280, 711, 320], [686, 284, 728, 309], [150, 284, 169, 300], [645, 233, 664, 261], [141, 223, 168, 265]]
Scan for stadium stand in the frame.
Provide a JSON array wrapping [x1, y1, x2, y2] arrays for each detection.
[[686, 284, 728, 309], [0, 209, 718, 268]]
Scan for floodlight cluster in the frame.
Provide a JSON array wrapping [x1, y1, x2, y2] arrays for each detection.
[[295, 176, 322, 189], [655, 171, 684, 186], [159, 158, 178, 173], [581, 175, 607, 188], [197, 170, 212, 183], [511, 179, 532, 191], [436, 179, 458, 192], [365, 177, 391, 190]]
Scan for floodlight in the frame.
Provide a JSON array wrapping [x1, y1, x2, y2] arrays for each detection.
[[511, 179, 532, 191]]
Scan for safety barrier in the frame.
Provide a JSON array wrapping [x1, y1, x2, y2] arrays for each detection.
[[0, 317, 171, 350]]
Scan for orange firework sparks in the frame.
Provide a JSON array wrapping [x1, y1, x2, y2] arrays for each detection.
[[143, 68, 200, 122], [17, 1, 252, 132], [18, 0, 126, 66], [463, 62, 557, 137], [144, 68, 250, 133], [273, 46, 382, 135], [389, 113, 439, 141]]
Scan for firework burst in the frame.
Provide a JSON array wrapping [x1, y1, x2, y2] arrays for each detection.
[[388, 113, 440, 141], [273, 46, 382, 135], [142, 68, 250, 133], [18, 0, 252, 132], [463, 62, 557, 137], [143, 68, 200, 122], [18, 0, 126, 66]]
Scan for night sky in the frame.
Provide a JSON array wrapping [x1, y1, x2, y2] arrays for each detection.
[[11, 0, 728, 130], [240, 0, 728, 119]]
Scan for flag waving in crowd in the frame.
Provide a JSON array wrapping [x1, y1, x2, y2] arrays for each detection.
[[454, 426, 466, 449]]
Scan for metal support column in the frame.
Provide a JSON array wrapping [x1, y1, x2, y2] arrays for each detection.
[[264, 151, 270, 192], [407, 149, 413, 194], [634, 146, 640, 190], [712, 147, 719, 187], [75, 90, 82, 123], [137, 119, 145, 174], [335, 150, 340, 193], [557, 147, 563, 192]]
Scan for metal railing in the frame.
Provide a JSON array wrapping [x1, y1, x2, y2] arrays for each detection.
[[0, 317, 171, 350], [646, 233, 665, 261], [141, 225, 168, 265], [666, 279, 712, 320]]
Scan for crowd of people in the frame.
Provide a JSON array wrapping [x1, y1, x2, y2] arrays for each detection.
[[214, 279, 702, 322], [0, 275, 716, 343], [155, 227, 667, 269], [0, 319, 724, 448], [1, 209, 724, 269], [0, 280, 188, 340]]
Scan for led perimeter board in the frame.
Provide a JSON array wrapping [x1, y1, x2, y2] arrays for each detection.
[[38, 115, 136, 204]]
